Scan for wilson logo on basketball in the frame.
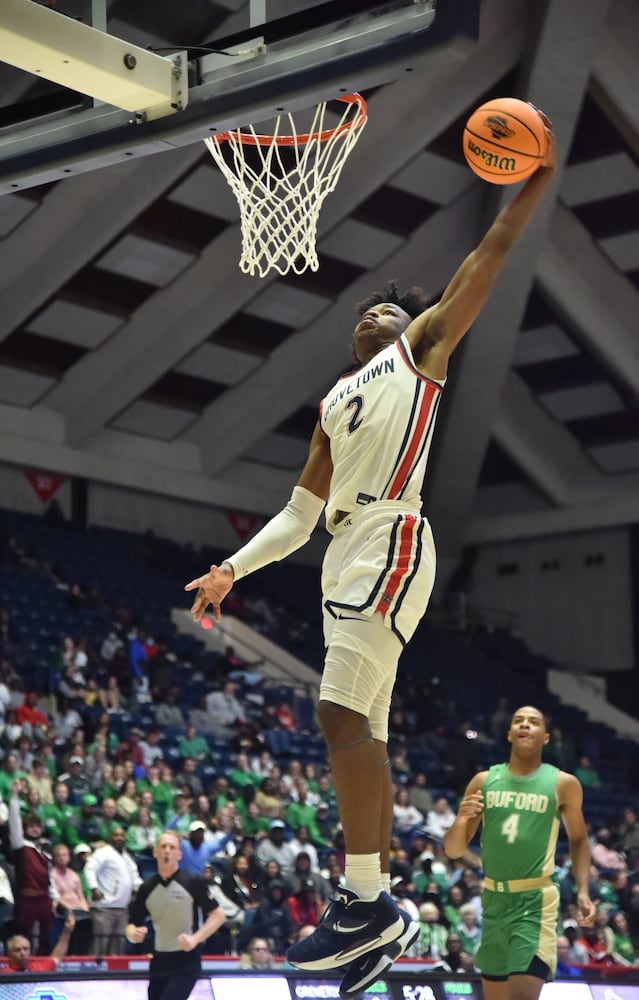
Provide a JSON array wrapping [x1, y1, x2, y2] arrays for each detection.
[[483, 114, 515, 140], [466, 139, 516, 173]]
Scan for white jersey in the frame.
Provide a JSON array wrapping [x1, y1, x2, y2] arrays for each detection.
[[320, 334, 444, 532]]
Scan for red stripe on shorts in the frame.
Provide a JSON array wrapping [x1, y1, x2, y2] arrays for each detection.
[[375, 515, 416, 617]]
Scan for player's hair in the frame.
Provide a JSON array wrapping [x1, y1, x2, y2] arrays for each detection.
[[356, 279, 430, 319], [510, 705, 550, 731]]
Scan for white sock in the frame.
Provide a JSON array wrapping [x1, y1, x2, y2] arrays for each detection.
[[381, 873, 391, 894], [344, 853, 382, 901]]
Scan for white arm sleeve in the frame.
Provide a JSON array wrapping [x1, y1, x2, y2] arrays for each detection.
[[8, 794, 24, 850], [226, 486, 325, 581]]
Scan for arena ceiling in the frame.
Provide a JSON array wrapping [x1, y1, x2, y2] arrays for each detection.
[[0, 0, 637, 583]]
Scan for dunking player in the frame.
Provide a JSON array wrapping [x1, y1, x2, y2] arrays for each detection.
[[445, 706, 595, 1000], [186, 112, 557, 992], [126, 830, 225, 1000]]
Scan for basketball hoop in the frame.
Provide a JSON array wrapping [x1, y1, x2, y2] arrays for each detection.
[[203, 93, 368, 278]]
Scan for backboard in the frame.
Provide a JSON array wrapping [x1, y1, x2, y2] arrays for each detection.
[[0, 0, 479, 193]]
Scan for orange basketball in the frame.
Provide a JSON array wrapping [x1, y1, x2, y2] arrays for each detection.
[[462, 97, 548, 185]]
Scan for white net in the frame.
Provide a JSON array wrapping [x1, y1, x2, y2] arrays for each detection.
[[203, 95, 367, 277]]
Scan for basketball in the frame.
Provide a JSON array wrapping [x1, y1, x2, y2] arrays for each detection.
[[462, 97, 548, 185]]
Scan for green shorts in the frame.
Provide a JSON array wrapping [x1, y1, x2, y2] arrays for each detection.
[[476, 885, 559, 980]]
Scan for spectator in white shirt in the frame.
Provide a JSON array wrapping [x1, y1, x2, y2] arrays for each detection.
[[0, 857, 15, 939], [393, 787, 425, 838], [205, 680, 246, 736], [84, 826, 141, 955], [138, 727, 163, 769], [0, 676, 11, 722], [425, 796, 456, 840]]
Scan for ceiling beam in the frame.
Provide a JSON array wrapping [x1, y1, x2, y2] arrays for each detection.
[[425, 0, 612, 569], [493, 372, 613, 504], [539, 204, 639, 399], [40, 0, 527, 447], [0, 0, 470, 192], [591, 0, 639, 155], [465, 485, 639, 544], [0, 145, 204, 342]]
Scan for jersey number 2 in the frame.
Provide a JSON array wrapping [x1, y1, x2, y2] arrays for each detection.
[[345, 394, 364, 433], [501, 813, 520, 844]]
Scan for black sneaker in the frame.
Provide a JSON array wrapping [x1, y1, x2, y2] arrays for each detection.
[[339, 911, 419, 997], [286, 888, 404, 971]]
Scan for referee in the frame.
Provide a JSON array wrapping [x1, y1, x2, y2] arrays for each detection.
[[126, 829, 226, 1000]]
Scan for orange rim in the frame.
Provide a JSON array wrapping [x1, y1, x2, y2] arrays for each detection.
[[213, 93, 367, 147]]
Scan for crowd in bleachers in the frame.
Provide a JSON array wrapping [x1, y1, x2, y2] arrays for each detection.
[[0, 508, 638, 972]]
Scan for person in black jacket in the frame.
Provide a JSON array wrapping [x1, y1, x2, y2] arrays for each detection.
[[219, 851, 265, 918], [247, 879, 293, 956]]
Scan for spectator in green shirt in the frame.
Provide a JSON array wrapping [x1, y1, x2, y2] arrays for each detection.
[[574, 755, 602, 789], [72, 842, 93, 901], [40, 782, 79, 846], [177, 725, 211, 763], [137, 764, 174, 823], [100, 762, 128, 801], [443, 883, 465, 929], [72, 794, 104, 848], [457, 903, 481, 957], [228, 752, 261, 795], [94, 798, 120, 843], [611, 911, 637, 964], [0, 753, 27, 803], [165, 789, 193, 834], [417, 901, 449, 959], [136, 788, 164, 828], [210, 776, 233, 814], [243, 800, 272, 838], [285, 782, 327, 846], [411, 844, 451, 899]]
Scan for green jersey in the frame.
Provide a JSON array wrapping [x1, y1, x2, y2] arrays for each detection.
[[41, 801, 79, 845], [481, 763, 560, 882]]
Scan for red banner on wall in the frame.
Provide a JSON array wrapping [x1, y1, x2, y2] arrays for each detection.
[[227, 511, 261, 541], [24, 469, 66, 504]]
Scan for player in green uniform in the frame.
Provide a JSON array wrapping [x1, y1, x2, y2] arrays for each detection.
[[445, 706, 595, 1000]]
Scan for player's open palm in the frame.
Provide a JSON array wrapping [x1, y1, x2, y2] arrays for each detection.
[[185, 563, 233, 622]]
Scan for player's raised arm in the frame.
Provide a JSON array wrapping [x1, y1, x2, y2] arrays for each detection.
[[406, 113, 556, 380]]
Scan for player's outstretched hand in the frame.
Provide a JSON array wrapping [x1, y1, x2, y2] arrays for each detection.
[[185, 563, 234, 622], [528, 105, 556, 171]]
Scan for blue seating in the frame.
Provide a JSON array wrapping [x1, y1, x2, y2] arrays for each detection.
[[1, 503, 638, 839]]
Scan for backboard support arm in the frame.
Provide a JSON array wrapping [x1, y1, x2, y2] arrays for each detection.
[[0, 0, 480, 195]]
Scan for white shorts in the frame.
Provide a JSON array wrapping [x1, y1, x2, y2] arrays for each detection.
[[321, 501, 436, 647], [319, 502, 436, 741]]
